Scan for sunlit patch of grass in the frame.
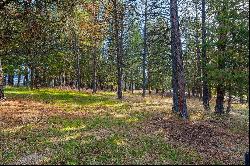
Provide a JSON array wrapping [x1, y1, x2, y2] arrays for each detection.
[[60, 125, 86, 132], [232, 103, 248, 110], [113, 138, 128, 146], [2, 125, 25, 133], [5, 87, 122, 110], [111, 112, 128, 119], [48, 133, 81, 143], [55, 134, 200, 165], [126, 117, 139, 123]]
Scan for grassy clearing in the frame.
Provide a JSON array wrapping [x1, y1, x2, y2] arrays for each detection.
[[0, 87, 249, 165], [5, 87, 120, 108]]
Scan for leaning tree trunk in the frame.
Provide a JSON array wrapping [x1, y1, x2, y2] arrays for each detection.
[[202, 0, 210, 110], [170, 0, 188, 119], [0, 58, 4, 99]]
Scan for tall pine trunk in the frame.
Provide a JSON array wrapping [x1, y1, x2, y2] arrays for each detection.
[[195, 0, 202, 100], [202, 0, 210, 110], [113, 0, 123, 99], [92, 3, 98, 94], [170, 0, 188, 119], [215, 5, 227, 114], [72, 29, 81, 91], [142, 0, 148, 97]]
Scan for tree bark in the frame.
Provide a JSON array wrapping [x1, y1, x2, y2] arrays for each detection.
[[8, 74, 14, 86], [170, 0, 188, 119], [192, 86, 195, 97], [17, 70, 21, 87], [3, 74, 7, 86], [124, 78, 127, 91], [72, 29, 81, 91], [30, 66, 34, 89], [113, 0, 123, 99], [226, 85, 232, 113], [161, 88, 165, 98], [187, 87, 191, 98], [0, 58, 4, 99], [202, 0, 210, 110], [131, 81, 134, 94], [92, 3, 98, 94], [215, 5, 227, 114], [92, 46, 97, 93], [76, 48, 81, 91], [195, 0, 202, 100], [148, 68, 151, 95], [34, 67, 39, 89], [215, 86, 225, 114], [142, 0, 148, 97]]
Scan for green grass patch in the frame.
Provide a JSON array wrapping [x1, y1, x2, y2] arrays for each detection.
[[5, 87, 121, 109]]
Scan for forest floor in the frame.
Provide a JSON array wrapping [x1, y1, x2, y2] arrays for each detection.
[[0, 87, 249, 165]]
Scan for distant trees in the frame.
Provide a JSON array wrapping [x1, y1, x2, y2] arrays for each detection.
[[147, 18, 171, 95], [206, 0, 249, 114]]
